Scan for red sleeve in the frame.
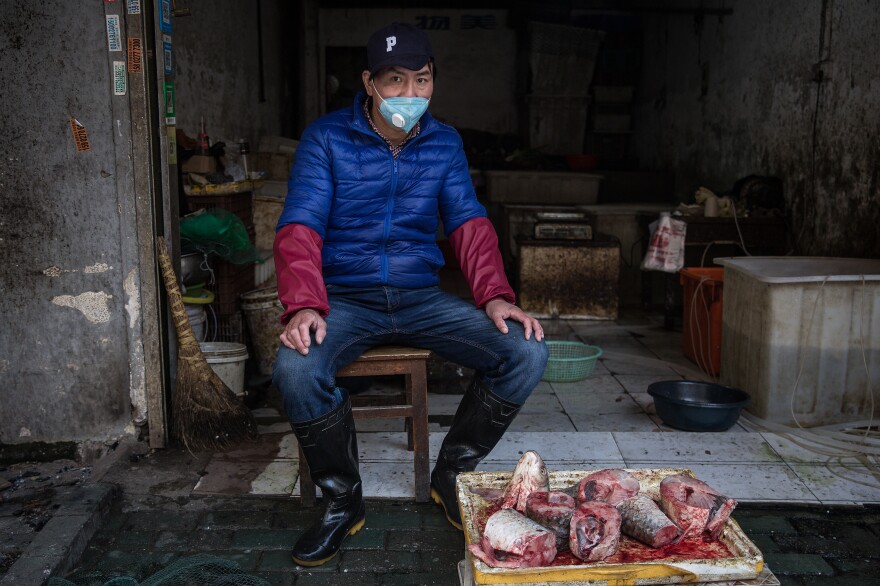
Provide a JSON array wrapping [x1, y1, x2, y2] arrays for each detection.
[[273, 223, 329, 324], [448, 217, 516, 309]]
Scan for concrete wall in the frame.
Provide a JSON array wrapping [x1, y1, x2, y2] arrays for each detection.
[[320, 8, 518, 134], [0, 1, 292, 446], [632, 0, 880, 257], [0, 2, 136, 442], [173, 0, 293, 149]]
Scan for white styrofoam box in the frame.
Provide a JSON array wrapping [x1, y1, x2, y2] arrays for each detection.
[[484, 170, 602, 205], [256, 180, 287, 199], [254, 248, 276, 288], [718, 257, 880, 426]]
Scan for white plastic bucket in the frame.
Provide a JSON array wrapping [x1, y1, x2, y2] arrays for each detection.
[[185, 304, 207, 342], [241, 287, 284, 376], [199, 342, 249, 397]]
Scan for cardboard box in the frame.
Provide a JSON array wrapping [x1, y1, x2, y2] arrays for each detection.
[[252, 152, 294, 180], [181, 154, 216, 174]]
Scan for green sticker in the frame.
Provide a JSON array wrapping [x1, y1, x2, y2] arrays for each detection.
[[163, 82, 176, 124]]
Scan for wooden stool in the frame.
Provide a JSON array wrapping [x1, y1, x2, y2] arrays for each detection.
[[298, 346, 431, 505]]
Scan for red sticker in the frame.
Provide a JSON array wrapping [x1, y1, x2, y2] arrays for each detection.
[[69, 118, 91, 152], [128, 38, 143, 73]]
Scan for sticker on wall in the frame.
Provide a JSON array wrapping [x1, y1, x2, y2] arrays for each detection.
[[127, 38, 142, 73], [113, 61, 127, 95], [163, 82, 176, 125], [162, 35, 173, 75], [106, 14, 122, 51], [159, 0, 172, 34], [167, 126, 177, 165], [69, 118, 91, 152], [127, 0, 141, 15]]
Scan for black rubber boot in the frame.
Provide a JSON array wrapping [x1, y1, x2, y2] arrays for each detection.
[[430, 380, 521, 529], [291, 397, 365, 566]]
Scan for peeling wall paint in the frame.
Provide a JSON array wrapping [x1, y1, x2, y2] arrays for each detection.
[[123, 269, 141, 330], [632, 0, 880, 257], [124, 269, 147, 425], [51, 291, 114, 324], [84, 263, 111, 273]]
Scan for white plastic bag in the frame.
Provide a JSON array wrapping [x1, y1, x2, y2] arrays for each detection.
[[641, 212, 687, 273]]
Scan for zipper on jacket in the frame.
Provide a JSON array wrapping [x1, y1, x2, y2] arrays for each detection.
[[381, 153, 398, 283]]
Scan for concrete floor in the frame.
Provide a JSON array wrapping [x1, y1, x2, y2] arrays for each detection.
[[8, 314, 879, 586], [192, 316, 880, 507]]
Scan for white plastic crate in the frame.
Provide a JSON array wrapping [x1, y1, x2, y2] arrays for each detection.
[[718, 257, 880, 426]]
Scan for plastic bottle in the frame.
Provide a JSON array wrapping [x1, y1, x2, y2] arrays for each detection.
[[238, 139, 250, 178], [197, 117, 210, 156]]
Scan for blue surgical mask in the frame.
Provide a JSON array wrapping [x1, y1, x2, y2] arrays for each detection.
[[371, 81, 429, 133]]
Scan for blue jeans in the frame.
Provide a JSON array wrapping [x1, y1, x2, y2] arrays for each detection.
[[273, 285, 548, 423]]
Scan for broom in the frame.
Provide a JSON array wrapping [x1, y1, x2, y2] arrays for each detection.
[[156, 237, 257, 452]]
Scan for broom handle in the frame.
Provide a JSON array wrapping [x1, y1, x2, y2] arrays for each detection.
[[157, 238, 200, 350]]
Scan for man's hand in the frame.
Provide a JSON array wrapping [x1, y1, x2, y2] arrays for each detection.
[[485, 299, 544, 341], [280, 308, 327, 355]]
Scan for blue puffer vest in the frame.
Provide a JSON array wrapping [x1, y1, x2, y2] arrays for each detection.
[[276, 92, 485, 289]]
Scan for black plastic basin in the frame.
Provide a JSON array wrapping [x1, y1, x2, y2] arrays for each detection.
[[647, 380, 751, 432]]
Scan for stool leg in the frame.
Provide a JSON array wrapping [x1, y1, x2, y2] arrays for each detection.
[[409, 361, 430, 503], [298, 444, 316, 507], [405, 374, 414, 452]]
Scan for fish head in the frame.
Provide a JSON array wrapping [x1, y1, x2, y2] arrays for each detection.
[[518, 451, 550, 491]]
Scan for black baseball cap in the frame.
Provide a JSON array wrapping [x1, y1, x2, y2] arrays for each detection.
[[366, 23, 434, 76]]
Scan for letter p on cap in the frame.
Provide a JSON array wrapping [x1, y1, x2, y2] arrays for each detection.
[[386, 36, 396, 52]]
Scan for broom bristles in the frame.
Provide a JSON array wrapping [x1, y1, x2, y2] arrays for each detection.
[[157, 238, 258, 452]]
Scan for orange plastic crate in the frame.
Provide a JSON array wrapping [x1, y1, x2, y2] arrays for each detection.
[[680, 268, 724, 376]]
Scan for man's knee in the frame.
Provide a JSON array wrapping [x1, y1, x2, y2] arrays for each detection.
[[513, 337, 548, 371], [273, 346, 319, 397]]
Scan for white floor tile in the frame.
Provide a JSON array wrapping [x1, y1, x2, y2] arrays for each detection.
[[251, 407, 282, 419], [249, 460, 297, 496], [427, 393, 464, 415], [257, 422, 292, 434], [520, 392, 565, 414], [360, 461, 417, 499], [541, 319, 575, 337], [570, 412, 659, 432], [508, 412, 577, 432], [760, 433, 864, 464], [477, 460, 627, 477], [294, 461, 417, 499], [789, 463, 880, 503], [552, 375, 624, 394], [648, 415, 750, 433], [555, 388, 641, 415], [356, 432, 413, 462], [614, 432, 784, 464], [355, 418, 412, 433], [601, 357, 679, 376], [590, 360, 612, 376], [584, 340, 655, 359], [670, 463, 818, 502], [629, 392, 656, 412], [479, 431, 623, 463], [614, 374, 684, 395], [276, 433, 299, 459]]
